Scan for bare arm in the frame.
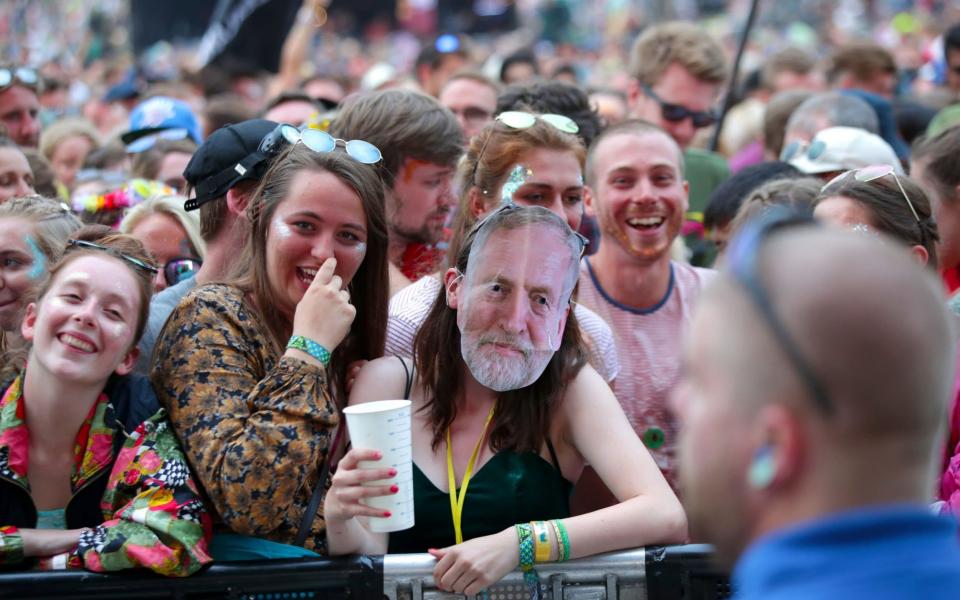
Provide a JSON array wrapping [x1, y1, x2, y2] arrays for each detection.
[[559, 366, 688, 558], [267, 0, 324, 100], [325, 357, 410, 555]]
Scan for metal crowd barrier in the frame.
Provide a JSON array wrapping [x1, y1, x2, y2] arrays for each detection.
[[0, 545, 730, 600]]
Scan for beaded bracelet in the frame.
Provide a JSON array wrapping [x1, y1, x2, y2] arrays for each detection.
[[287, 335, 331, 366], [530, 520, 552, 563], [515, 523, 540, 599]]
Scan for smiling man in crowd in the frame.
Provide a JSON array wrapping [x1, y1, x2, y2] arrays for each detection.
[[577, 120, 715, 503]]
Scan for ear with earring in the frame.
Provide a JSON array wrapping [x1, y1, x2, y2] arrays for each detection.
[[748, 444, 776, 489]]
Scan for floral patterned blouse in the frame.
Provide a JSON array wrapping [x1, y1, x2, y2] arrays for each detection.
[[0, 375, 212, 575], [150, 284, 338, 553]]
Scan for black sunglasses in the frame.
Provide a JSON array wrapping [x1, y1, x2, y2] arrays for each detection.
[[724, 206, 832, 415], [67, 240, 159, 275], [642, 84, 717, 128]]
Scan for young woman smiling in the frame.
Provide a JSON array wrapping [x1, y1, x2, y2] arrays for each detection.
[[0, 227, 212, 575], [150, 139, 389, 556]]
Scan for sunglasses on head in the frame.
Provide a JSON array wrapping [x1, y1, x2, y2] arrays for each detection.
[[471, 111, 580, 188], [164, 257, 201, 286], [780, 139, 827, 163], [725, 206, 832, 415], [0, 67, 39, 93], [641, 84, 717, 128], [259, 123, 382, 164], [67, 239, 159, 275], [821, 164, 920, 222]]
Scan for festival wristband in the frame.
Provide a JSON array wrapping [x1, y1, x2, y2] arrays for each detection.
[[287, 335, 332, 366], [531, 521, 552, 563], [515, 523, 540, 597], [550, 520, 568, 562], [553, 519, 571, 562]]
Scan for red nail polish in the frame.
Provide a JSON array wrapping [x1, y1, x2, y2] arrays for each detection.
[[390, 485, 399, 493], [389, 468, 397, 476], [383, 511, 392, 517]]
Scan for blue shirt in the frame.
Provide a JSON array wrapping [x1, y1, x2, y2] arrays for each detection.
[[135, 275, 197, 375], [734, 505, 960, 600]]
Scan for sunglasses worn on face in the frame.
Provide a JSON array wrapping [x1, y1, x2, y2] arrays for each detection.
[[67, 239, 159, 275], [641, 84, 717, 128], [0, 67, 39, 92], [472, 111, 580, 188], [164, 257, 201, 286], [780, 139, 827, 163], [260, 123, 382, 164], [821, 165, 920, 222], [725, 206, 833, 415]]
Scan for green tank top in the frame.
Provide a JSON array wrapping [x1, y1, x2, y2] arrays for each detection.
[[387, 445, 572, 554]]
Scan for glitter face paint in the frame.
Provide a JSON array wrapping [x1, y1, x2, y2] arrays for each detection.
[[26, 235, 45, 280], [500, 164, 532, 206]]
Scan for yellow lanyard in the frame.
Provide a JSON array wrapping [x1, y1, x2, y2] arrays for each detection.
[[446, 403, 496, 544]]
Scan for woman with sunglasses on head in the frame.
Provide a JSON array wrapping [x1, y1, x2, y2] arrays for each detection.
[[0, 196, 81, 381], [327, 205, 684, 596], [384, 112, 620, 386], [119, 194, 206, 292], [0, 226, 212, 575], [151, 134, 388, 557], [813, 165, 939, 268]]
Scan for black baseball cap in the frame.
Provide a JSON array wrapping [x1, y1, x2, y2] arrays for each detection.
[[183, 119, 279, 211]]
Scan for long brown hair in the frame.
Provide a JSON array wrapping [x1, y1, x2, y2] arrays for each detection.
[[414, 205, 587, 453], [227, 143, 389, 402], [446, 116, 585, 268]]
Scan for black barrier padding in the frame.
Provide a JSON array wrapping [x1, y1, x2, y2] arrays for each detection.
[[645, 544, 734, 600], [0, 555, 384, 600]]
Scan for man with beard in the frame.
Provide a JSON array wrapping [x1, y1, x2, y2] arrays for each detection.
[[331, 90, 464, 295], [0, 66, 41, 148], [324, 205, 685, 595], [672, 213, 960, 598], [578, 120, 715, 496]]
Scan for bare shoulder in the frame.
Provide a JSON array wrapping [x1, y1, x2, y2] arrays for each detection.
[[557, 363, 627, 423], [349, 356, 413, 406]]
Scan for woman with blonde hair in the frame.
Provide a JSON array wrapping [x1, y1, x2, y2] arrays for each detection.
[[119, 195, 205, 292], [38, 118, 101, 193]]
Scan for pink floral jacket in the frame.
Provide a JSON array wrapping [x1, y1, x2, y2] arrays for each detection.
[[0, 375, 212, 576]]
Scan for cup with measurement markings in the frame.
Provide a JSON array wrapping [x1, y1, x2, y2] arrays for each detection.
[[342, 400, 415, 532]]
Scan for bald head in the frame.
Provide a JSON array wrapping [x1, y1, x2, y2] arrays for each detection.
[[716, 227, 953, 442], [677, 225, 954, 566]]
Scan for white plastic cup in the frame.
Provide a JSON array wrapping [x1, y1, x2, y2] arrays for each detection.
[[342, 400, 415, 533]]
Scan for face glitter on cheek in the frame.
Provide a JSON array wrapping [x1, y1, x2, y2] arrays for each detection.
[[500, 164, 532, 205], [26, 236, 45, 280], [273, 220, 294, 240]]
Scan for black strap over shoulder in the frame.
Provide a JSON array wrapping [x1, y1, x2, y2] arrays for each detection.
[[294, 423, 343, 548], [397, 356, 413, 400]]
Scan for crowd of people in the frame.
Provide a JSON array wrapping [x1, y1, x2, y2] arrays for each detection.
[[2, 1, 960, 597]]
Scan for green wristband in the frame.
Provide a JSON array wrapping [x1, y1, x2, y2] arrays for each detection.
[[287, 335, 331, 366], [553, 519, 571, 562]]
